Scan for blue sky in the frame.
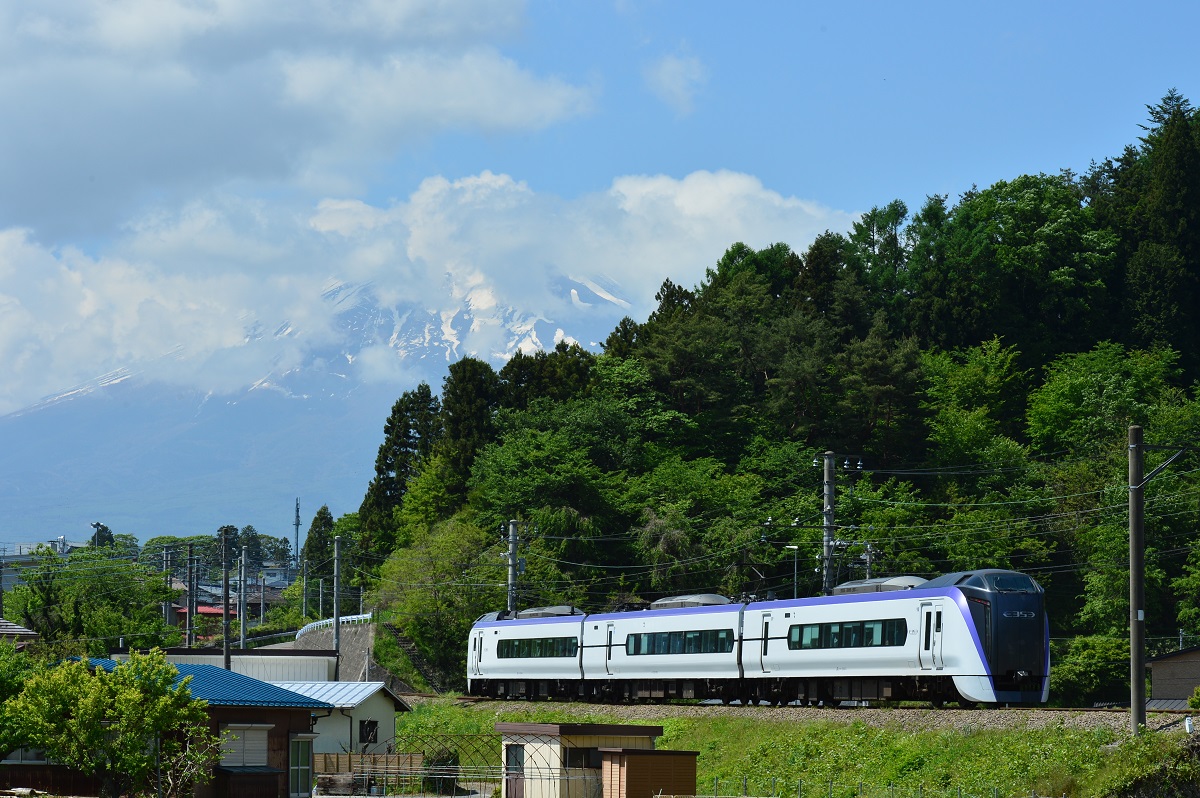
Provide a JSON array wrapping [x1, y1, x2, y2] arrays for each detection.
[[1, 0, 1198, 416]]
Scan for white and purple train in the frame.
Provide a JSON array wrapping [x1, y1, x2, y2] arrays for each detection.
[[467, 569, 1049, 706]]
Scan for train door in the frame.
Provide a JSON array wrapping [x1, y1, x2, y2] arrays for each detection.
[[919, 601, 944, 670], [605, 622, 616, 676], [759, 613, 772, 673], [469, 630, 484, 676]]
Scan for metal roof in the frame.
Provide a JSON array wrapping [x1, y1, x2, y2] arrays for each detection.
[[271, 681, 408, 711], [0, 618, 38, 638], [179, 665, 333, 709], [87, 658, 332, 709]]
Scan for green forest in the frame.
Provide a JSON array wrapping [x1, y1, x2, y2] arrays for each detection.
[[331, 90, 1200, 702], [7, 91, 1200, 708]]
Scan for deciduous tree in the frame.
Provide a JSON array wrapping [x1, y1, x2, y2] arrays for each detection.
[[6, 649, 221, 798]]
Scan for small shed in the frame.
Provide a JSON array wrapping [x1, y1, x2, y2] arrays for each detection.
[[600, 748, 698, 798], [1148, 646, 1200, 709], [495, 723, 694, 798]]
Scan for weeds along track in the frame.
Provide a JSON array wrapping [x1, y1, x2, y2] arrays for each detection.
[[450, 698, 1184, 735]]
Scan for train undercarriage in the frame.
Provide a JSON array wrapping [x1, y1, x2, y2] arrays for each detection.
[[469, 674, 986, 707]]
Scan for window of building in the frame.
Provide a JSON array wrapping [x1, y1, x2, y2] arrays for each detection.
[[1, 748, 47, 764], [359, 719, 379, 745], [565, 747, 602, 769], [221, 723, 273, 767]]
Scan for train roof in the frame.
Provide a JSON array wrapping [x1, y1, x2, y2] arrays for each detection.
[[650, 594, 731, 609], [921, 569, 1042, 592], [831, 575, 927, 594]]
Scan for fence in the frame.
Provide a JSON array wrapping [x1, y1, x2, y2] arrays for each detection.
[[310, 734, 1062, 798], [296, 612, 374, 640]]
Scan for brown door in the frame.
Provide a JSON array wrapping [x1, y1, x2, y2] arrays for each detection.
[[505, 744, 525, 798]]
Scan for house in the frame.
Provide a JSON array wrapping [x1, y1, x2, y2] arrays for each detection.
[[1, 660, 333, 798], [271, 681, 410, 756], [178, 664, 332, 798], [1147, 646, 1200, 710]]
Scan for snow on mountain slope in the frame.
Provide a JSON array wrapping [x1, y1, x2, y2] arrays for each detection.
[[0, 279, 623, 547]]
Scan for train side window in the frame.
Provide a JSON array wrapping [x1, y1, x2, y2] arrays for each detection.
[[787, 625, 801, 650], [762, 622, 769, 655], [935, 611, 942, 633], [923, 612, 932, 650]]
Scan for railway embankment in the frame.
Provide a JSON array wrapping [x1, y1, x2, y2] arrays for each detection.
[[448, 698, 1183, 735], [398, 698, 1200, 797]]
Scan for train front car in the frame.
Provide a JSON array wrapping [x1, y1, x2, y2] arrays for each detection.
[[922, 569, 1050, 705], [467, 606, 586, 699]]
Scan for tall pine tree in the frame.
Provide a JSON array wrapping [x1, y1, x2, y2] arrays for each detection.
[[358, 383, 442, 562]]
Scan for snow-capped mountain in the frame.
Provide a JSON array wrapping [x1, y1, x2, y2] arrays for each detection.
[[0, 277, 627, 550]]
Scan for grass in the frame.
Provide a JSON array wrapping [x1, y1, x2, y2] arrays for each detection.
[[372, 628, 434, 693], [394, 699, 1197, 797]]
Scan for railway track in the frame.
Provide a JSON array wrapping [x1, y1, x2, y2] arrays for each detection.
[[450, 696, 1186, 734]]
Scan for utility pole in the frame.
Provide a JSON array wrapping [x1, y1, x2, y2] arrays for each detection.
[[1129, 425, 1146, 735], [239, 545, 247, 649], [507, 520, 520, 613], [333, 536, 341, 680], [1127, 426, 1195, 735], [186, 544, 194, 647], [162, 547, 171, 624], [822, 451, 836, 596], [294, 498, 301, 572], [222, 528, 231, 670]]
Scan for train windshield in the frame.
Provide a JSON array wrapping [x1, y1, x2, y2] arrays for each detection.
[[989, 573, 1037, 593]]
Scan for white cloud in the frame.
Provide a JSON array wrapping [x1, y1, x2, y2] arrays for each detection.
[[0, 169, 852, 414], [0, 0, 578, 238], [280, 49, 593, 138], [644, 52, 706, 115]]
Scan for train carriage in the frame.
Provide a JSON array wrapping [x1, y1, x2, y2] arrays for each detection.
[[466, 569, 1049, 706]]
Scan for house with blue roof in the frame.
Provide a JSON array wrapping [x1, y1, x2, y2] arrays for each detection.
[[2, 659, 333, 798]]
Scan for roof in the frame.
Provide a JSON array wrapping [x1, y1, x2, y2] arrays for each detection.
[[1148, 645, 1200, 663], [87, 658, 332, 709], [178, 665, 333, 709], [271, 681, 410, 711], [0, 618, 39, 639]]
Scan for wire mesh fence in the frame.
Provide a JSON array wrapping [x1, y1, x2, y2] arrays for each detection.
[[311, 732, 1065, 798]]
